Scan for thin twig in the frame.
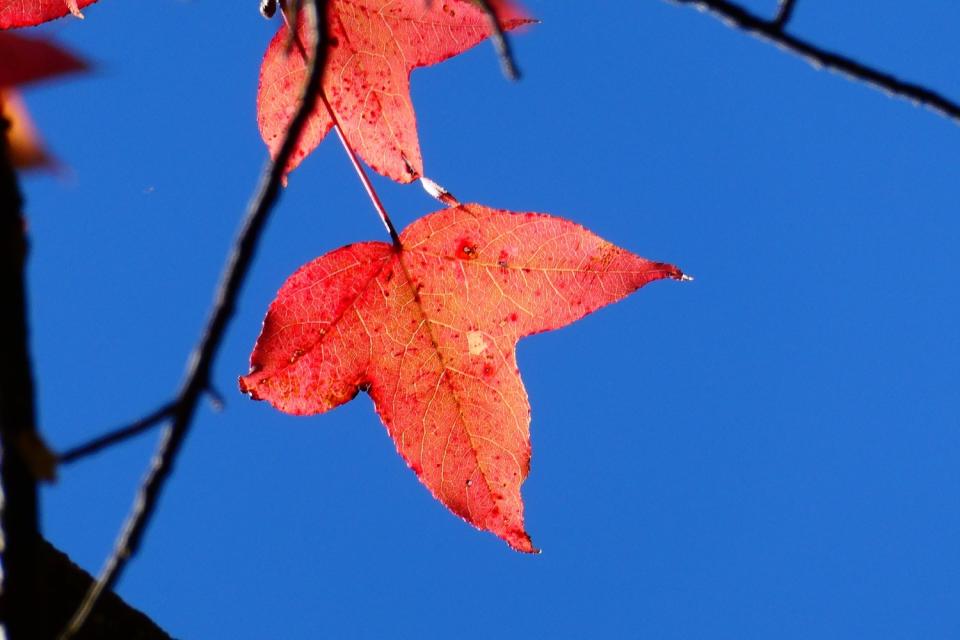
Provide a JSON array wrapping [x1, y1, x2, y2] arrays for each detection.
[[57, 402, 177, 465], [772, 0, 797, 30], [669, 0, 960, 125], [474, 0, 520, 80], [58, 1, 330, 637]]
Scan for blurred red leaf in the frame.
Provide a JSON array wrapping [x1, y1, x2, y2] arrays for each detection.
[[0, 33, 87, 87], [258, 0, 531, 183], [240, 204, 683, 551], [1, 34, 85, 171], [0, 0, 96, 29], [2, 89, 53, 169]]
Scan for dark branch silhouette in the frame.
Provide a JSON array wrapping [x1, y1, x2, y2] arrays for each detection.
[[58, 402, 177, 465], [773, 0, 797, 29], [0, 113, 43, 639], [38, 538, 171, 639], [474, 0, 521, 80], [669, 0, 960, 125], [59, 1, 331, 636]]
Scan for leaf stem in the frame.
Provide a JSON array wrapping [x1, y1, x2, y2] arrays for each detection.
[[318, 92, 402, 247], [58, 1, 330, 637], [284, 20, 401, 247]]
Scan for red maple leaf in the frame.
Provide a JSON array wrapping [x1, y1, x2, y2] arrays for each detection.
[[1, 33, 86, 170], [0, 33, 87, 87], [0, 0, 96, 29], [257, 0, 531, 183], [239, 204, 684, 552]]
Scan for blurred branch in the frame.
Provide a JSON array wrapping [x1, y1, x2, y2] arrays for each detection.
[[57, 402, 177, 465], [59, 0, 331, 636], [473, 0, 521, 80], [0, 114, 42, 638], [772, 0, 796, 29], [668, 0, 960, 125]]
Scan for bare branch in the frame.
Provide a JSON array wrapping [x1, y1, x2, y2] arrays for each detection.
[[772, 0, 797, 29], [474, 0, 521, 80], [58, 1, 331, 636], [669, 0, 960, 125], [57, 402, 177, 465]]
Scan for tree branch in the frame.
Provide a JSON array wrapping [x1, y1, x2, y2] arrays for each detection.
[[38, 537, 171, 639], [474, 0, 521, 80], [59, 1, 331, 636], [772, 0, 797, 29], [57, 402, 177, 465], [668, 0, 960, 125], [0, 114, 43, 638]]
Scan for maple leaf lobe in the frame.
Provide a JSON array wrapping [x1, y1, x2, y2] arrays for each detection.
[[0, 33, 87, 88], [257, 0, 533, 182], [0, 0, 96, 28], [240, 204, 683, 552]]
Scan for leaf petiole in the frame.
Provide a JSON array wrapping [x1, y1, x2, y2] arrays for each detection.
[[318, 91, 402, 247]]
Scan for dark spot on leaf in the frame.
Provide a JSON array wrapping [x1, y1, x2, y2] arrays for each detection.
[[455, 238, 478, 260]]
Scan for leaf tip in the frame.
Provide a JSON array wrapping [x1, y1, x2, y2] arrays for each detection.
[[654, 262, 688, 283], [237, 373, 263, 401], [66, 0, 85, 19], [511, 538, 540, 555], [419, 176, 460, 206], [504, 528, 539, 554]]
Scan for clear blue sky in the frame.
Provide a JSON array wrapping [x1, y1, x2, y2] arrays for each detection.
[[20, 0, 960, 637]]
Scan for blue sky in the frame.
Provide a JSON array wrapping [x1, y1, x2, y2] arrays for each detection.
[[19, 0, 960, 637]]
